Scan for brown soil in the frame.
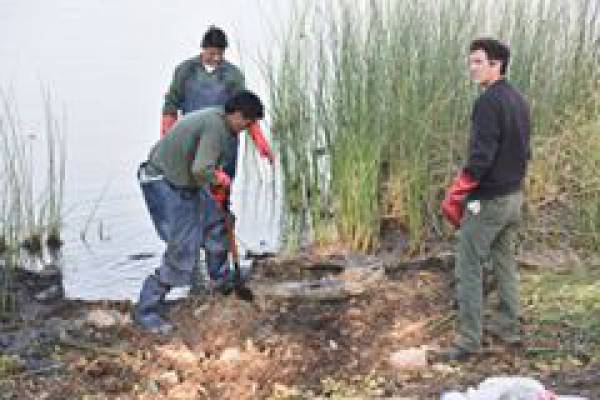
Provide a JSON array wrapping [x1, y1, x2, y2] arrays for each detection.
[[1, 254, 598, 399]]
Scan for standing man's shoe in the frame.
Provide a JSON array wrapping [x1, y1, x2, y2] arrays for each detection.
[[431, 345, 479, 363], [485, 324, 523, 348]]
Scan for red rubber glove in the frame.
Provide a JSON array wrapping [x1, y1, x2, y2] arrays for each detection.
[[441, 170, 479, 228], [214, 168, 231, 188], [160, 114, 177, 137], [247, 122, 274, 164], [210, 168, 231, 207]]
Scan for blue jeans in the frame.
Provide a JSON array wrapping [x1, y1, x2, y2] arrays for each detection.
[[137, 164, 230, 288]]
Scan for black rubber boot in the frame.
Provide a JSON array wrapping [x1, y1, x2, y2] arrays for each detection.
[[134, 274, 173, 335]]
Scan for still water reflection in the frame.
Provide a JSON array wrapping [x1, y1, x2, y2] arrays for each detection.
[[0, 1, 284, 300], [60, 153, 280, 301]]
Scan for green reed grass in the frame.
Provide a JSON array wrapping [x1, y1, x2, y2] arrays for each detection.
[[43, 91, 67, 247], [526, 113, 600, 252], [267, 0, 600, 253], [0, 88, 66, 314]]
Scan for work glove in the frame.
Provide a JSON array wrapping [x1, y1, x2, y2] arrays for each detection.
[[210, 167, 231, 207], [160, 114, 177, 138], [247, 122, 274, 164], [441, 170, 478, 229]]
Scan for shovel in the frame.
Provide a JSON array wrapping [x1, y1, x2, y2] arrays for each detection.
[[223, 211, 254, 302]]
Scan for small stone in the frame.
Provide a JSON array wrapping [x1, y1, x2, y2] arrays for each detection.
[[272, 383, 302, 397], [245, 338, 256, 352], [432, 363, 459, 374], [167, 382, 202, 400], [388, 347, 428, 371], [157, 370, 179, 387], [219, 347, 242, 362], [155, 343, 199, 370], [85, 309, 130, 329], [329, 340, 338, 350]]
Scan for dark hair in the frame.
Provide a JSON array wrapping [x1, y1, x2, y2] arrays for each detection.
[[469, 38, 510, 75], [224, 90, 264, 120], [202, 26, 228, 49]]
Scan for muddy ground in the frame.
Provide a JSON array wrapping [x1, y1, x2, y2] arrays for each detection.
[[1, 253, 599, 399]]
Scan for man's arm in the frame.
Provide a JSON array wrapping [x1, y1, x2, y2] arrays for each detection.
[[232, 68, 245, 92], [161, 60, 195, 136], [191, 130, 222, 186], [441, 94, 500, 229], [162, 63, 186, 116], [464, 95, 501, 181]]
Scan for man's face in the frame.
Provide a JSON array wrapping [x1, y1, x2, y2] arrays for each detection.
[[227, 111, 255, 134], [201, 46, 225, 68], [468, 49, 501, 87]]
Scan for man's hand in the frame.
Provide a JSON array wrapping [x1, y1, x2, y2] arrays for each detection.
[[210, 168, 231, 207], [160, 114, 177, 137], [441, 170, 479, 228], [214, 168, 231, 189]]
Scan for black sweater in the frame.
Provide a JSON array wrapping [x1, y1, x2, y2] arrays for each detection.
[[465, 79, 530, 199]]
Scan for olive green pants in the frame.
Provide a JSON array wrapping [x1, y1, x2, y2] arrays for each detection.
[[455, 191, 523, 351]]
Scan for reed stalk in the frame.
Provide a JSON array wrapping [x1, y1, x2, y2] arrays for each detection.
[[267, 0, 600, 253], [0, 88, 67, 313]]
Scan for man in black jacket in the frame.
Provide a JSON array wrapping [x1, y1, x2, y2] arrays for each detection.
[[440, 38, 531, 361]]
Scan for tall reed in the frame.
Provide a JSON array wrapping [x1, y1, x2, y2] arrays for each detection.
[[267, 0, 600, 253], [0, 88, 66, 314], [42, 91, 67, 247]]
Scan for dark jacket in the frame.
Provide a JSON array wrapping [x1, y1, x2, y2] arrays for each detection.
[[465, 79, 530, 199]]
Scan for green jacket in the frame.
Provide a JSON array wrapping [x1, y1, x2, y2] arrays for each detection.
[[148, 108, 238, 188], [162, 56, 245, 115]]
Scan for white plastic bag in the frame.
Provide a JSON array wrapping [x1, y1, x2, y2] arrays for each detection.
[[441, 376, 587, 400]]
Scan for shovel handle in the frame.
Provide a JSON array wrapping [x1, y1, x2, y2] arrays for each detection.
[[223, 211, 241, 284]]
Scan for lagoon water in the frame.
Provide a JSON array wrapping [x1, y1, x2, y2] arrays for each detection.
[[0, 1, 287, 300]]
